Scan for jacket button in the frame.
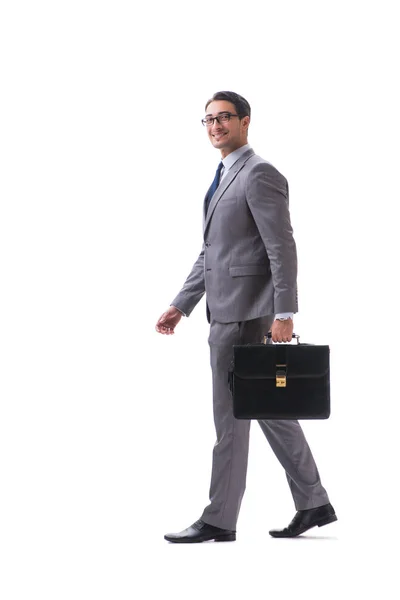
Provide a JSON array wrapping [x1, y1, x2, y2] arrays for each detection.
[[206, 268, 211, 271], [205, 242, 211, 247]]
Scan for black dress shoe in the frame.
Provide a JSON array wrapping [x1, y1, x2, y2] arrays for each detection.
[[164, 519, 236, 543], [269, 503, 337, 538]]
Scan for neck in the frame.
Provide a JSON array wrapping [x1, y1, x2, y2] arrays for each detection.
[[220, 141, 248, 159]]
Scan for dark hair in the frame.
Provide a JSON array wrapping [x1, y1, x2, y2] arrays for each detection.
[[205, 91, 251, 120]]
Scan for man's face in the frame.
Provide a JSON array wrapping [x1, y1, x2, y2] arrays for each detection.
[[205, 100, 250, 158]]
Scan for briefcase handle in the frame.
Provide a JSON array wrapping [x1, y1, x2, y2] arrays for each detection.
[[263, 333, 300, 344]]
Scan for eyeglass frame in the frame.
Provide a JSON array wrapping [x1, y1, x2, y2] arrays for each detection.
[[201, 112, 239, 127]]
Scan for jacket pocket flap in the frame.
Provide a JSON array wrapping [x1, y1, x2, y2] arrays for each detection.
[[229, 265, 268, 277]]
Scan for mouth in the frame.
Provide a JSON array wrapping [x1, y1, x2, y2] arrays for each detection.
[[212, 132, 228, 141]]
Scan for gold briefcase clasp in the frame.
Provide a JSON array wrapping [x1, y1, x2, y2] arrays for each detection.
[[276, 364, 287, 387]]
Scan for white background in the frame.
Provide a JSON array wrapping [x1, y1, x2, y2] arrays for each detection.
[[1, 1, 399, 598]]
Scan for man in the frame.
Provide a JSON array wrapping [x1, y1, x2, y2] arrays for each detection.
[[155, 91, 336, 543]]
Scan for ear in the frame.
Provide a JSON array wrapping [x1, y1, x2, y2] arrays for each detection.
[[242, 116, 250, 131]]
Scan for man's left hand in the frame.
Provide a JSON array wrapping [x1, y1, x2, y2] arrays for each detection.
[[270, 318, 294, 343]]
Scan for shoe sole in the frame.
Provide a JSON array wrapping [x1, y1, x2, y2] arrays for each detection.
[[164, 533, 236, 543], [215, 534, 236, 542]]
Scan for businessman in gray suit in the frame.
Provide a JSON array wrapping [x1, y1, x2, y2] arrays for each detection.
[[156, 91, 336, 542]]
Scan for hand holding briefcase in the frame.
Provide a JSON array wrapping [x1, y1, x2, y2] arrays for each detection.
[[228, 334, 330, 420]]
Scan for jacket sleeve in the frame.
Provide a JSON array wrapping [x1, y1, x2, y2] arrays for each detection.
[[170, 244, 206, 317], [245, 163, 298, 313]]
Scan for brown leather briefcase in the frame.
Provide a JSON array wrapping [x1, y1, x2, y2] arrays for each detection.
[[228, 334, 330, 420]]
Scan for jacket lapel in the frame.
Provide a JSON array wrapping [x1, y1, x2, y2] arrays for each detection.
[[203, 149, 255, 232]]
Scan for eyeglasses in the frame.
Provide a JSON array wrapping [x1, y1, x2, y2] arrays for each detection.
[[201, 112, 239, 127]]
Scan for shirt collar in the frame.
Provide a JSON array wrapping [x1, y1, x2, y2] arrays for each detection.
[[222, 143, 251, 172]]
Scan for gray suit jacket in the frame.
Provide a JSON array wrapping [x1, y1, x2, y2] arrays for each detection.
[[171, 148, 298, 323]]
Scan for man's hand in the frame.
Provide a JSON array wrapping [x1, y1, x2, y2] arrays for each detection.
[[155, 306, 183, 335], [270, 318, 294, 343]]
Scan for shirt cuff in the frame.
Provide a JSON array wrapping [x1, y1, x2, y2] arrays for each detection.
[[275, 312, 293, 320], [171, 305, 186, 317]]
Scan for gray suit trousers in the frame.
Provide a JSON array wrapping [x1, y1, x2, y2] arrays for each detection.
[[201, 316, 330, 530]]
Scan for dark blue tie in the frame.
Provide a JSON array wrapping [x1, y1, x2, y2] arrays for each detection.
[[205, 161, 223, 214]]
